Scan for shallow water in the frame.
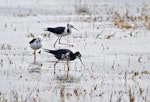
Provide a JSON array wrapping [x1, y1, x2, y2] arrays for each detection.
[[0, 0, 150, 102]]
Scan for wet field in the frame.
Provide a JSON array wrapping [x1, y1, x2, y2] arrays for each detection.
[[0, 0, 150, 102]]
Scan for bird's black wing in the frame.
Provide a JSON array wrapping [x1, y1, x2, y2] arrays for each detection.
[[45, 27, 65, 34], [43, 48, 72, 60], [51, 49, 72, 60], [29, 38, 36, 44]]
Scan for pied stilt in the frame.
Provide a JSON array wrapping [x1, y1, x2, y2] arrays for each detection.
[[44, 23, 78, 48], [29, 36, 42, 63], [42, 48, 84, 74]]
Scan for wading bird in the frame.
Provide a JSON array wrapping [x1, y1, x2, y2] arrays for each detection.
[[44, 24, 78, 48], [29, 36, 42, 63], [43, 48, 84, 73]]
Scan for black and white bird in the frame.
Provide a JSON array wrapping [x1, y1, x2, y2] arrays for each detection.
[[44, 23, 78, 48], [29, 36, 42, 63], [42, 48, 83, 73]]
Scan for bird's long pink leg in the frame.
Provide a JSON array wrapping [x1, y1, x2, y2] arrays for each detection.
[[66, 69, 69, 78], [66, 61, 69, 78], [58, 37, 73, 47], [34, 50, 36, 64], [66, 61, 70, 71], [54, 37, 60, 48], [54, 60, 59, 74]]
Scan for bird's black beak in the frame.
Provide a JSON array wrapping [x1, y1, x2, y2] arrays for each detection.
[[79, 58, 85, 68], [72, 26, 79, 31]]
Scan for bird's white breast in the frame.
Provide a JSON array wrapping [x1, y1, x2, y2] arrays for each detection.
[[30, 39, 42, 50], [57, 28, 72, 37]]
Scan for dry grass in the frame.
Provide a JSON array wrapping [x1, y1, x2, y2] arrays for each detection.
[[113, 20, 132, 29], [0, 1, 150, 102], [129, 89, 135, 102]]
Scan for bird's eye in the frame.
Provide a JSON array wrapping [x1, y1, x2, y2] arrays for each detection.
[[78, 54, 81, 57]]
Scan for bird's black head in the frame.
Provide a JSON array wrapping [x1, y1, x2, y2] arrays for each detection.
[[67, 23, 74, 28], [67, 23, 70, 27], [67, 23, 72, 28], [67, 23, 79, 31], [74, 51, 84, 66], [75, 51, 81, 58]]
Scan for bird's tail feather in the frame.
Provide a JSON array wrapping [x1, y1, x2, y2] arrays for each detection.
[[42, 48, 52, 53]]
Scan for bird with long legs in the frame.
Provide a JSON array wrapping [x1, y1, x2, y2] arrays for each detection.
[[29, 36, 42, 63], [44, 23, 79, 48], [42, 48, 84, 74]]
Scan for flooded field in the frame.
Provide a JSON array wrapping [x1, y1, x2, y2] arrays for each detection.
[[0, 0, 150, 102]]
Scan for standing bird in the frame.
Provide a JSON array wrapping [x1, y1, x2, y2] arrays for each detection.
[[44, 23, 78, 48], [29, 36, 42, 63], [43, 48, 84, 73]]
